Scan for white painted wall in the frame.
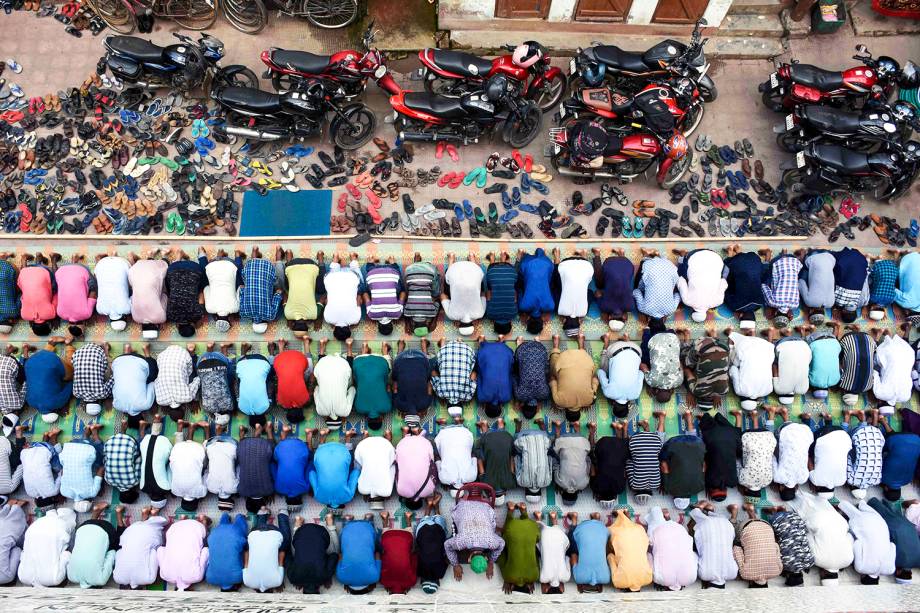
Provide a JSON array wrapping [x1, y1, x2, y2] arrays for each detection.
[[626, 0, 660, 24], [548, 0, 577, 21], [701, 0, 733, 26], [439, 0, 496, 21]]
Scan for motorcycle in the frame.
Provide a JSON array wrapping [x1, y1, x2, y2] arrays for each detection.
[[377, 72, 542, 148], [759, 44, 918, 112], [97, 32, 257, 92], [210, 80, 376, 150], [414, 41, 566, 114], [549, 119, 691, 188], [773, 101, 920, 152], [557, 77, 704, 137], [261, 22, 392, 99], [781, 139, 920, 201], [569, 18, 716, 102]]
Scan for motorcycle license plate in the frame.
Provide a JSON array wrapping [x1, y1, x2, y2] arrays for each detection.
[[785, 114, 794, 130], [569, 58, 576, 75], [796, 151, 806, 168], [770, 72, 779, 89]]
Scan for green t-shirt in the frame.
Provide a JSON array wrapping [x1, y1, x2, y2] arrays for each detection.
[[497, 517, 540, 585], [352, 354, 392, 418], [473, 430, 516, 491]]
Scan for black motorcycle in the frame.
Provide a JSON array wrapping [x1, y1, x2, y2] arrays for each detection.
[[569, 18, 716, 102], [782, 140, 920, 201], [98, 32, 257, 92], [774, 101, 919, 152], [210, 80, 377, 150]]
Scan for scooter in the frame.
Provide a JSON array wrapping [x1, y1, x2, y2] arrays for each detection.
[[781, 139, 920, 201], [210, 80, 376, 150], [773, 101, 920, 152], [549, 119, 690, 188], [759, 44, 917, 112], [557, 77, 704, 137], [569, 18, 716, 102], [414, 42, 566, 113], [377, 72, 542, 148], [98, 32, 257, 92]]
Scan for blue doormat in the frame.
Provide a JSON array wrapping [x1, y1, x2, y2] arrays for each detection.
[[239, 189, 332, 236]]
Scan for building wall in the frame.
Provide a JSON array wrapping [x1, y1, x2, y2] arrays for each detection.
[[440, 0, 732, 26], [439, 0, 496, 20]]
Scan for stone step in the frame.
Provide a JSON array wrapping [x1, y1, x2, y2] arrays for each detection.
[[849, 0, 920, 36], [780, 8, 812, 39], [718, 12, 786, 37], [449, 30, 784, 59], [728, 0, 788, 15]]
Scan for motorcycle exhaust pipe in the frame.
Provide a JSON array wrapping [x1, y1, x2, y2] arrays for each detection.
[[224, 126, 285, 141], [554, 166, 623, 180], [398, 130, 471, 144]]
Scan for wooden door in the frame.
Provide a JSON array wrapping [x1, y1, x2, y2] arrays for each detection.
[[574, 0, 632, 21], [652, 0, 707, 23], [495, 0, 551, 19]]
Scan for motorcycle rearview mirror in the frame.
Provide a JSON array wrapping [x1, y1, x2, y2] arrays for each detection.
[[855, 44, 869, 55], [590, 40, 603, 47]]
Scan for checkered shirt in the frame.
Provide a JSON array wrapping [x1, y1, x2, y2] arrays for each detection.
[[632, 257, 679, 319], [0, 260, 18, 321], [762, 256, 802, 312], [238, 258, 282, 323], [154, 345, 200, 407], [869, 260, 898, 307], [431, 341, 477, 404], [72, 343, 114, 403], [847, 423, 884, 490], [834, 285, 867, 311], [104, 433, 140, 491], [0, 355, 24, 413]]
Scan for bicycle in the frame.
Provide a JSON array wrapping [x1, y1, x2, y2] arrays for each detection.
[[222, 0, 267, 33], [277, 0, 360, 29], [83, 0, 217, 34]]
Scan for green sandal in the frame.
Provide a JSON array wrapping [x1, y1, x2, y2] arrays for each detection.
[[165, 212, 179, 233], [137, 156, 159, 166], [158, 156, 179, 170], [622, 217, 632, 238]]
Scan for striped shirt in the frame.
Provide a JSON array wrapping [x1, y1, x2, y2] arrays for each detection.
[[839, 331, 876, 393], [0, 437, 23, 495], [403, 262, 440, 322], [365, 264, 404, 321], [513, 430, 553, 490], [485, 262, 518, 324], [626, 430, 663, 493]]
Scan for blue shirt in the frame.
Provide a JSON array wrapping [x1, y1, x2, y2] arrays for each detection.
[[485, 262, 518, 324], [518, 248, 555, 318], [834, 248, 868, 291], [808, 337, 842, 389], [24, 350, 72, 414], [272, 438, 310, 498], [895, 252, 920, 311], [571, 519, 610, 586], [633, 257, 680, 319], [597, 343, 643, 403], [239, 258, 282, 323], [336, 520, 381, 588], [869, 260, 898, 307], [723, 252, 765, 313], [205, 513, 248, 590], [0, 260, 18, 321], [881, 432, 920, 489], [236, 355, 272, 416], [309, 443, 359, 508], [391, 349, 432, 414], [476, 342, 514, 405]]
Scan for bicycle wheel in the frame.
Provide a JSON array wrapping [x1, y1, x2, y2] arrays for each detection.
[[223, 0, 267, 33], [168, 0, 217, 29], [84, 0, 137, 33], [302, 0, 358, 28]]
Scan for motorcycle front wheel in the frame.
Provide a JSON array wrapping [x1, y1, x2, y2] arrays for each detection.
[[215, 66, 260, 89], [782, 168, 806, 193], [762, 88, 784, 112], [528, 72, 567, 114], [680, 104, 704, 138], [332, 106, 376, 150], [507, 105, 542, 149], [776, 131, 801, 153], [658, 150, 692, 189], [698, 81, 717, 103]]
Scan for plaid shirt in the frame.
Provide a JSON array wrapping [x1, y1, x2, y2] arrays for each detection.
[[762, 256, 802, 312], [0, 260, 18, 321], [834, 284, 869, 311], [847, 423, 884, 489], [431, 341, 477, 404], [238, 258, 282, 323], [869, 260, 898, 307], [72, 343, 114, 403], [155, 345, 200, 407], [633, 257, 679, 319], [104, 433, 140, 492], [0, 355, 24, 413], [59, 440, 103, 501]]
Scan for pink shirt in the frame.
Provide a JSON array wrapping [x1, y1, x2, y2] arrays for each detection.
[[55, 265, 96, 323], [128, 260, 168, 324], [395, 434, 435, 499], [156, 519, 209, 591], [646, 507, 698, 590], [18, 266, 56, 323]]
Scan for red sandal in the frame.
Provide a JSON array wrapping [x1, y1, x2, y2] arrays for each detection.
[[445, 144, 459, 162], [435, 141, 445, 160]]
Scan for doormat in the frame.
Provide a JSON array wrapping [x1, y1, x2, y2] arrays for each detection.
[[239, 189, 332, 236]]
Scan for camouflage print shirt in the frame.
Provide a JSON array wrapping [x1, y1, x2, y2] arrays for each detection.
[[644, 332, 683, 391], [681, 337, 729, 404]]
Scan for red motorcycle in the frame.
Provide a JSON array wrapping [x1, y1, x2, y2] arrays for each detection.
[[550, 119, 690, 188], [759, 44, 915, 112], [557, 78, 704, 137], [260, 22, 399, 99], [415, 42, 566, 114]]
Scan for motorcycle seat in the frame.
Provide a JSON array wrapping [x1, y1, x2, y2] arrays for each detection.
[[811, 144, 870, 173], [788, 64, 844, 91], [801, 105, 861, 133], [579, 88, 633, 114], [403, 92, 466, 118], [215, 86, 282, 113], [106, 36, 165, 63], [593, 46, 650, 74], [271, 49, 332, 74], [424, 49, 493, 78]]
